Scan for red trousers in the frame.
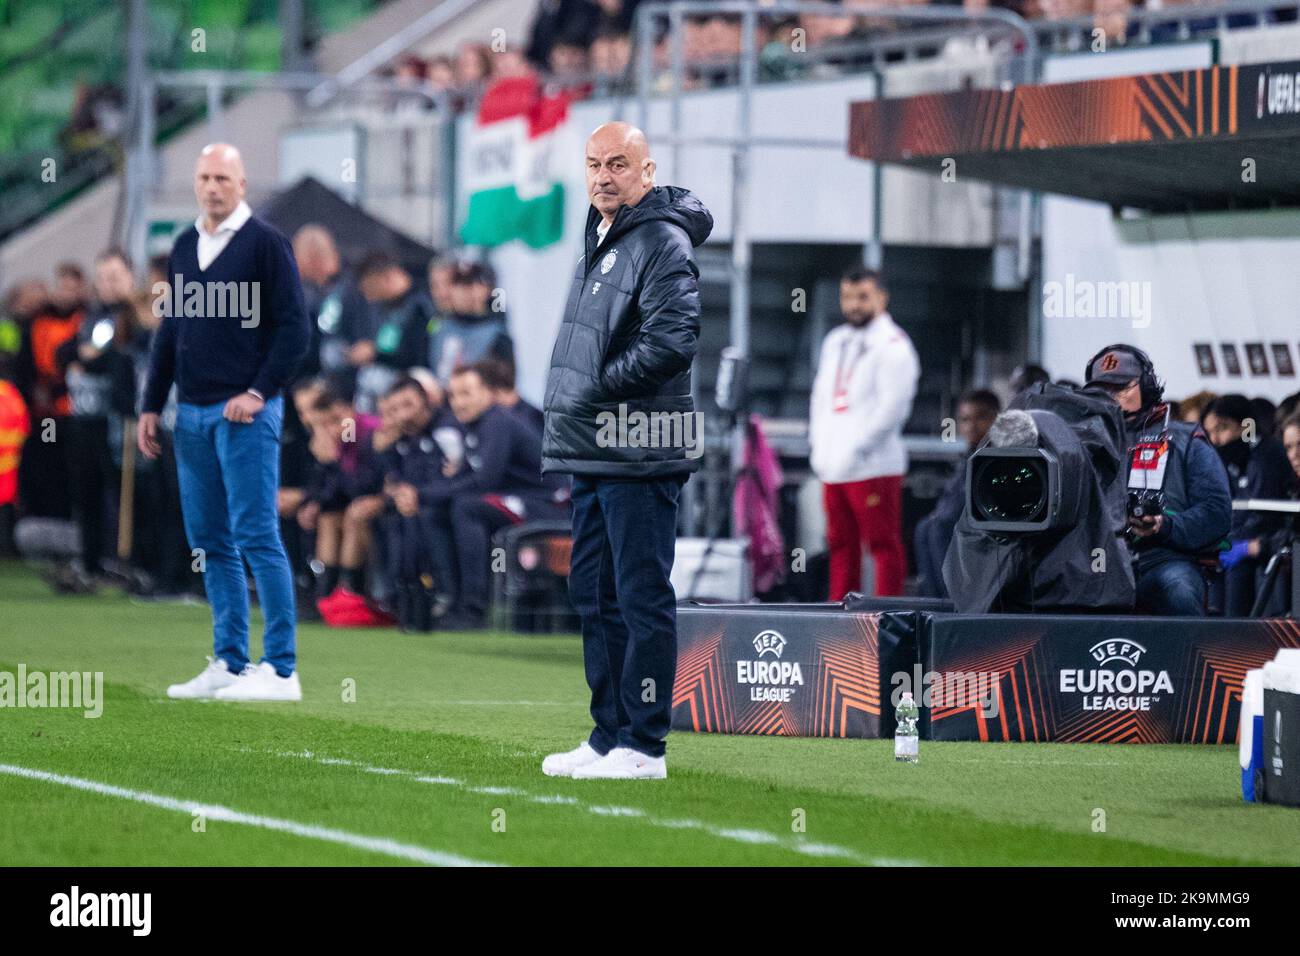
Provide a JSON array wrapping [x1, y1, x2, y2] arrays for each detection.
[[823, 474, 905, 600]]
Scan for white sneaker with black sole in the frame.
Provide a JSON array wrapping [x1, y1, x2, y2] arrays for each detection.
[[167, 657, 239, 699], [541, 741, 603, 777], [571, 746, 667, 780], [213, 662, 302, 702]]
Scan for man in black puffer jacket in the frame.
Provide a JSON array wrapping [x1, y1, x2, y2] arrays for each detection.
[[541, 121, 713, 781]]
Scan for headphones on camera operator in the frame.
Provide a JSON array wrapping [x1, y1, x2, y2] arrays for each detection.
[[1084, 344, 1172, 533]]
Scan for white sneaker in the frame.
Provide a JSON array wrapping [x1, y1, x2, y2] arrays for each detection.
[[167, 657, 239, 699], [213, 662, 302, 702], [541, 741, 603, 777], [571, 746, 667, 780]]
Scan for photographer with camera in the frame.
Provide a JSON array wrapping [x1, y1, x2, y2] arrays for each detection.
[[1085, 345, 1232, 616]]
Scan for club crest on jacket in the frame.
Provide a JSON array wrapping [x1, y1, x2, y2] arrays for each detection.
[[600, 250, 618, 274]]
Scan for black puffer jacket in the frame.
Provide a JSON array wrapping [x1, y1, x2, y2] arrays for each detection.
[[542, 185, 714, 477]]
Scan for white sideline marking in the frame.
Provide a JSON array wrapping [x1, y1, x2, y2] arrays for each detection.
[[440, 700, 575, 706], [0, 763, 500, 868], [255, 749, 919, 866]]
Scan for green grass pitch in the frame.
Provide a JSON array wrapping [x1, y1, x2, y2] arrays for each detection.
[[0, 559, 1293, 866]]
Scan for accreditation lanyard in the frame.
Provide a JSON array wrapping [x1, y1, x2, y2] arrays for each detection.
[[1128, 403, 1172, 493], [832, 334, 869, 414]]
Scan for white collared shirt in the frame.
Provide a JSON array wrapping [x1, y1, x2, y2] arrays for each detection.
[[596, 217, 611, 246], [195, 200, 252, 270]]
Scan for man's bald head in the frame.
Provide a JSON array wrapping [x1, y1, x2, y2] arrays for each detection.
[[194, 142, 247, 228], [292, 224, 340, 284], [586, 121, 655, 221]]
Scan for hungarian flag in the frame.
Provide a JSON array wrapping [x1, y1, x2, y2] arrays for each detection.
[[460, 76, 573, 249]]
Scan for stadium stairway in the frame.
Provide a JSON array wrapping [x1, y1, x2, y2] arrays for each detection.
[[0, 0, 529, 284]]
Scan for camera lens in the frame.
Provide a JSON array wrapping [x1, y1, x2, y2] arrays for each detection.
[[974, 458, 1047, 523]]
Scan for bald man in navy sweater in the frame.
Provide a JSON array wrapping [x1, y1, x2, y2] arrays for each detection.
[[138, 143, 310, 701]]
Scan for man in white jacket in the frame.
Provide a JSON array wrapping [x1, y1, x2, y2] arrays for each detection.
[[809, 266, 919, 600]]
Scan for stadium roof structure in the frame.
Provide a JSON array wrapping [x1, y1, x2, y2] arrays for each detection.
[[258, 176, 437, 276], [848, 59, 1300, 213]]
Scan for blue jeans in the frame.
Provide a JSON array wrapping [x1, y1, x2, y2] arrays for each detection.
[[1135, 558, 1206, 617], [174, 396, 296, 676], [568, 475, 684, 758]]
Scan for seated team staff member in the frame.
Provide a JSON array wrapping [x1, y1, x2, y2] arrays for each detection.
[[1202, 393, 1295, 616], [1085, 344, 1231, 616], [378, 375, 459, 631]]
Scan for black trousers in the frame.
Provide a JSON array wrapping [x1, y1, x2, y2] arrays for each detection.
[[19, 420, 71, 518], [133, 430, 192, 591], [441, 494, 567, 616], [64, 416, 116, 574], [568, 475, 684, 759], [384, 504, 456, 596]]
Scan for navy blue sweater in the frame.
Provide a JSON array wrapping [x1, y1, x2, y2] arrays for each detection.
[[141, 216, 309, 413]]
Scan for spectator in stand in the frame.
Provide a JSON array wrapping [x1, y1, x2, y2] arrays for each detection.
[[55, 249, 140, 584], [591, 23, 631, 80], [429, 260, 514, 386], [809, 265, 919, 600], [914, 388, 1000, 598], [354, 251, 437, 414], [389, 54, 432, 112], [490, 46, 536, 81], [474, 356, 545, 436], [427, 365, 569, 630], [799, 8, 857, 54], [378, 375, 460, 630], [527, 0, 599, 68], [292, 224, 373, 390], [550, 35, 590, 83], [427, 55, 456, 92], [760, 19, 803, 82], [1203, 393, 1294, 616], [296, 386, 386, 604], [594, 0, 640, 36], [455, 43, 493, 88], [1094, 0, 1132, 42]]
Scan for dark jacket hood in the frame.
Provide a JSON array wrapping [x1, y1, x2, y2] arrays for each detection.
[[585, 185, 714, 259]]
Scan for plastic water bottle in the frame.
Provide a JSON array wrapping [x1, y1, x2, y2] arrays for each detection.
[[895, 692, 919, 763]]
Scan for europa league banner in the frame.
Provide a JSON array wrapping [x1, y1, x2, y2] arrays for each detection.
[[670, 605, 918, 738], [925, 615, 1300, 744], [673, 605, 1300, 744]]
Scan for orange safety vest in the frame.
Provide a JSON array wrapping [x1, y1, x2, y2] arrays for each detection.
[[30, 312, 81, 418], [0, 380, 30, 506]]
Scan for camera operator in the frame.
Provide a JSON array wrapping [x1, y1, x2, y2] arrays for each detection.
[[1085, 345, 1231, 616]]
